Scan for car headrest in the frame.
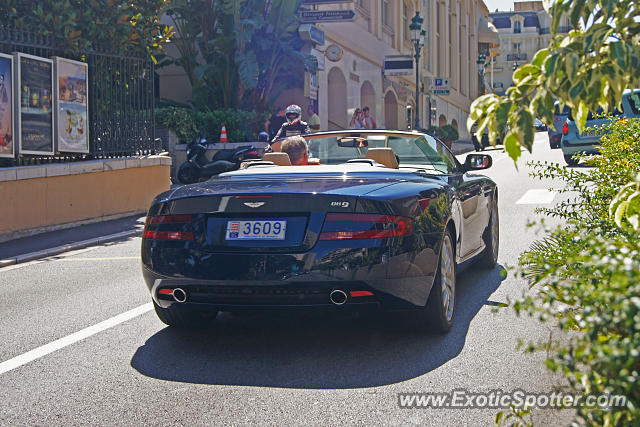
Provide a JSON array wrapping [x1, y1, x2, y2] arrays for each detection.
[[366, 147, 399, 169], [262, 152, 292, 166]]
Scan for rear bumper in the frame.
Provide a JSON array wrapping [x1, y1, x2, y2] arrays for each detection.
[[561, 137, 600, 155], [145, 267, 385, 311], [142, 244, 437, 311]]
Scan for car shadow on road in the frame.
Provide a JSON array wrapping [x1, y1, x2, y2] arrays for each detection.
[[130, 264, 507, 389]]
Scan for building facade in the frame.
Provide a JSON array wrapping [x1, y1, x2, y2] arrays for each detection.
[[303, 0, 496, 139], [488, 1, 571, 95], [157, 1, 499, 140]]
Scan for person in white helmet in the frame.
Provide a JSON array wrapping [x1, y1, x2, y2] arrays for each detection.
[[272, 104, 310, 142]]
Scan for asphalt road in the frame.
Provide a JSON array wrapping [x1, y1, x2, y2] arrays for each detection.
[[0, 132, 574, 426]]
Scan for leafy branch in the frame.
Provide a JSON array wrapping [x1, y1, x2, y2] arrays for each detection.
[[469, 0, 640, 163]]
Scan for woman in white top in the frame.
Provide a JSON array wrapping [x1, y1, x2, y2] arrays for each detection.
[[349, 108, 365, 129]]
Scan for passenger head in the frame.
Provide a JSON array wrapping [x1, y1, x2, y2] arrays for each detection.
[[362, 106, 371, 116], [280, 135, 309, 165]]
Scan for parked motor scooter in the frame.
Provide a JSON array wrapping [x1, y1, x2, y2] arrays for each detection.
[[176, 134, 261, 184]]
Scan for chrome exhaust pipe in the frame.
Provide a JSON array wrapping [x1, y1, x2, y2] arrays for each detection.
[[173, 288, 187, 303], [329, 289, 348, 305]]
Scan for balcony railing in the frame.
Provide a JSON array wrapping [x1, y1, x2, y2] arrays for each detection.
[[540, 26, 572, 35], [506, 53, 527, 61]]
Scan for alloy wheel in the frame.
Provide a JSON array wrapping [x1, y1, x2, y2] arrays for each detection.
[[440, 235, 455, 322]]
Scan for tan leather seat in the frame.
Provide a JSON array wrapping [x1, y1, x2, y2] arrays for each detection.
[[366, 147, 399, 169], [262, 152, 292, 166]]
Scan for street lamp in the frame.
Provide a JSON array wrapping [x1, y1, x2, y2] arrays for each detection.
[[410, 12, 425, 129], [477, 53, 486, 74]]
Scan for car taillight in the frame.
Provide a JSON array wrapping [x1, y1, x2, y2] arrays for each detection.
[[319, 213, 413, 240], [562, 122, 569, 136], [143, 214, 194, 241]]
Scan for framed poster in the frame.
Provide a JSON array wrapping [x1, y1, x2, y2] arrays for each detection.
[[0, 53, 14, 158], [54, 57, 88, 153], [16, 53, 54, 155]]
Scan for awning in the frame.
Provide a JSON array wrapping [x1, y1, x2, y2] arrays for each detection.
[[478, 17, 500, 47]]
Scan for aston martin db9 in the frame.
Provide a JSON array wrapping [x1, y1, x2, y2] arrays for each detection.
[[141, 130, 498, 333]]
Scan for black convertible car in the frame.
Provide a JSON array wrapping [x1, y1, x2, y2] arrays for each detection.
[[141, 130, 498, 333]]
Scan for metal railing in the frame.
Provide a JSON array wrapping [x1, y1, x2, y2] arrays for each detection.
[[507, 53, 528, 61], [0, 24, 158, 167], [540, 26, 572, 35]]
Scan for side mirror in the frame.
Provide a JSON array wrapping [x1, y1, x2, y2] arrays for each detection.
[[464, 153, 492, 171]]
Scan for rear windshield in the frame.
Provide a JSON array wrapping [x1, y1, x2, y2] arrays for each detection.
[[305, 134, 459, 174], [567, 106, 621, 121], [628, 92, 640, 115]]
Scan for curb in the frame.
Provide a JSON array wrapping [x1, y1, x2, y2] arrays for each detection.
[[0, 229, 141, 268]]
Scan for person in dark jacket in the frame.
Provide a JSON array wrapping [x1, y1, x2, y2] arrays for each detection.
[[272, 105, 310, 142], [265, 105, 286, 141]]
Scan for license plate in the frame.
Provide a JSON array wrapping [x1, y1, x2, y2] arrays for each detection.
[[581, 130, 604, 138], [225, 220, 287, 240]]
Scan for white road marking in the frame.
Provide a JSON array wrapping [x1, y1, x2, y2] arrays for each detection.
[[0, 303, 152, 375], [0, 246, 103, 271], [516, 189, 557, 205], [57, 256, 139, 262]]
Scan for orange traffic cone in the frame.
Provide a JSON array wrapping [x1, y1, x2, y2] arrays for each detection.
[[220, 125, 228, 143]]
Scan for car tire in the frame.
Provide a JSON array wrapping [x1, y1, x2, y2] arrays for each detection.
[[177, 162, 200, 184], [477, 195, 499, 269], [153, 300, 217, 328], [564, 154, 579, 166], [406, 230, 456, 334]]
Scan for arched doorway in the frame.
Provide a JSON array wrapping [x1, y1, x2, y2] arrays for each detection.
[[384, 90, 398, 129], [451, 119, 458, 131], [360, 81, 376, 127], [328, 67, 347, 129], [439, 114, 447, 127]]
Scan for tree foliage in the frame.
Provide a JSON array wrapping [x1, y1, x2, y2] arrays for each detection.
[[156, 106, 268, 143], [159, 0, 313, 110], [0, 0, 173, 58], [509, 119, 640, 425], [469, 0, 640, 163]]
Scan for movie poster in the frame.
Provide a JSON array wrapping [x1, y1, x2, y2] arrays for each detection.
[[0, 54, 14, 158], [16, 53, 54, 155], [54, 57, 88, 153]]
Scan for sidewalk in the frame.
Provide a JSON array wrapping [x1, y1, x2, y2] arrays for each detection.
[[0, 215, 146, 266]]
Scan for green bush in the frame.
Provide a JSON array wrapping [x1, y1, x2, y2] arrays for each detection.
[[155, 107, 198, 143], [507, 118, 640, 425], [156, 107, 269, 143], [440, 124, 459, 142], [527, 117, 640, 234], [192, 109, 269, 144], [422, 125, 459, 142]]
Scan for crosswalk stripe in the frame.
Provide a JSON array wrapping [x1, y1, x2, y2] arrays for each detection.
[[516, 189, 557, 204]]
